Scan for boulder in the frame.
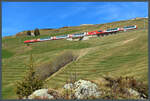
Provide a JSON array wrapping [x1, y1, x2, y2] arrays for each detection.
[[28, 89, 53, 99], [63, 79, 101, 99], [74, 79, 101, 99]]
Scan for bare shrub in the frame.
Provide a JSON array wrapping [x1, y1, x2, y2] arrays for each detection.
[[27, 30, 31, 36], [36, 51, 78, 80], [103, 76, 148, 99]]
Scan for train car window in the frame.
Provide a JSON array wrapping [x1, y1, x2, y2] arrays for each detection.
[[74, 33, 84, 36], [56, 35, 67, 38], [61, 35, 67, 37], [124, 26, 135, 28], [107, 28, 119, 31], [107, 29, 111, 31]]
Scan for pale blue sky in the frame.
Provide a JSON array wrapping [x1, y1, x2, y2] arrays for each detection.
[[2, 2, 148, 37]]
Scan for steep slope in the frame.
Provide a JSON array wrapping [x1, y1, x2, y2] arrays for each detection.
[[2, 18, 148, 99]]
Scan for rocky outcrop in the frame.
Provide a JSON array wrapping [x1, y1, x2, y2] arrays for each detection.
[[64, 79, 101, 99], [27, 78, 147, 100]]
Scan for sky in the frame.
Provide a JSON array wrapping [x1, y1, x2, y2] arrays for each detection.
[[2, 2, 148, 37]]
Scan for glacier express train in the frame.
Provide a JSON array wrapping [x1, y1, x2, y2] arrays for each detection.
[[24, 25, 137, 43]]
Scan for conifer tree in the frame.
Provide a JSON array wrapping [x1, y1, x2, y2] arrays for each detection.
[[34, 28, 40, 36], [16, 54, 44, 99]]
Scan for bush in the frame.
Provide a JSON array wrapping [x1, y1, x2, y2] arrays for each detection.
[[34, 28, 40, 36], [36, 51, 78, 80], [103, 76, 148, 99], [15, 54, 45, 99]]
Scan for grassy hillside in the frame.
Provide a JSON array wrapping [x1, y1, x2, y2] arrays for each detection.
[[2, 18, 148, 99], [46, 29, 148, 88]]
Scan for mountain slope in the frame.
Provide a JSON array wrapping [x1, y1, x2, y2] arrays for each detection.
[[2, 18, 148, 99]]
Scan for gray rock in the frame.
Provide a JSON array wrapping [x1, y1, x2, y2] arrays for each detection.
[[74, 80, 101, 99], [128, 88, 140, 97], [28, 89, 54, 99], [64, 79, 101, 99], [64, 83, 73, 89]]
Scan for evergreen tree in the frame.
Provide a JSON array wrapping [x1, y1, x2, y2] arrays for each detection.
[[34, 28, 40, 36], [15, 54, 44, 99]]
